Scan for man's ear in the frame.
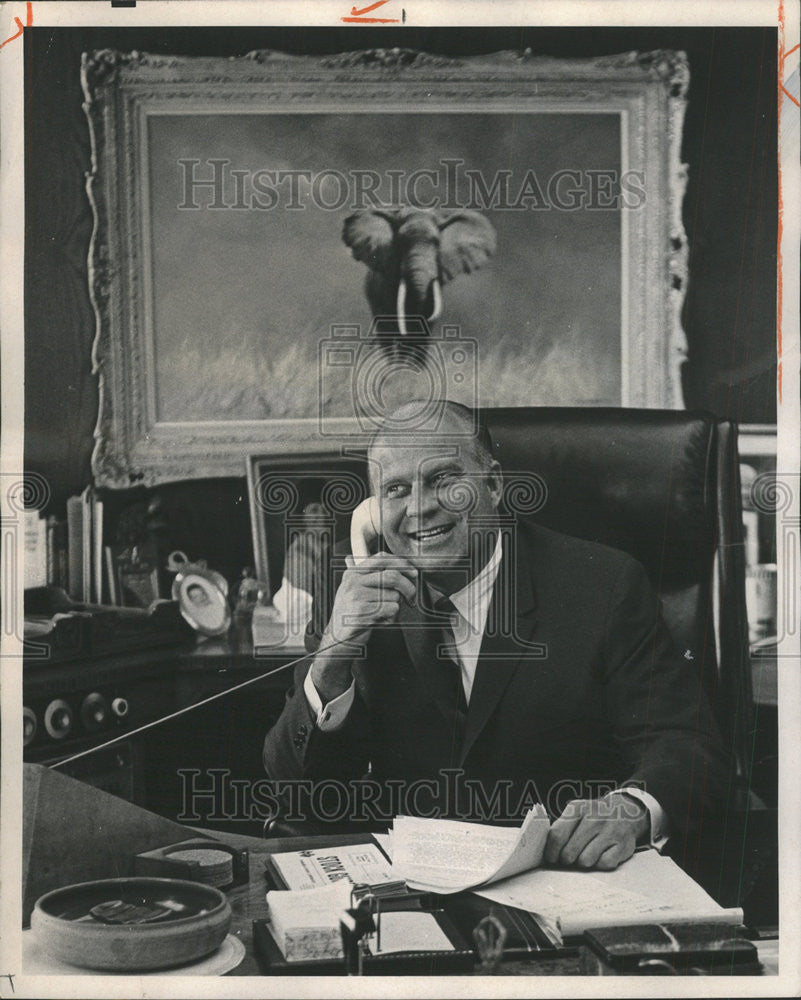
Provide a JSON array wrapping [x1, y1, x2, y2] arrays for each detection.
[[486, 460, 503, 509]]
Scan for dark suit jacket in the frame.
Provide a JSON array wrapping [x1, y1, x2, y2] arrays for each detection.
[[263, 521, 731, 837]]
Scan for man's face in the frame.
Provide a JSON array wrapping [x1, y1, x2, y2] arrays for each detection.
[[370, 427, 502, 580], [186, 584, 210, 607]]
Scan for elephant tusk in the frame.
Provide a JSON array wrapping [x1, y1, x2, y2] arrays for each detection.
[[396, 278, 408, 337], [429, 278, 442, 322]]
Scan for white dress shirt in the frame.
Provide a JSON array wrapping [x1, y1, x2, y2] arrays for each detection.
[[303, 533, 668, 847]]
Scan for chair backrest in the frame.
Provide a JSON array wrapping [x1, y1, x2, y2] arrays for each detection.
[[481, 407, 753, 786]]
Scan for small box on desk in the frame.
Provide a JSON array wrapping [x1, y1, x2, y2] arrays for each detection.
[[579, 922, 760, 975], [252, 909, 474, 976]]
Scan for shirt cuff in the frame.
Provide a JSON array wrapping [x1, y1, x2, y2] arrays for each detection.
[[303, 666, 355, 732], [606, 788, 670, 851]]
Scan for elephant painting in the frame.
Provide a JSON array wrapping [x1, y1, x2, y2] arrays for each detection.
[[342, 207, 497, 348]]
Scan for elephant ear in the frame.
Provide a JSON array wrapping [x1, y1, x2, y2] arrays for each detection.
[[438, 210, 497, 283], [342, 209, 399, 273]]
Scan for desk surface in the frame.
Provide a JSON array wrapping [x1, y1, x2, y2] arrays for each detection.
[[206, 828, 778, 977]]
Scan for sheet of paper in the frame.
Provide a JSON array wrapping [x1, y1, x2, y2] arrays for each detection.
[[266, 880, 353, 928], [366, 911, 454, 955], [474, 848, 744, 936], [372, 831, 393, 860], [391, 806, 549, 892], [270, 842, 394, 891]]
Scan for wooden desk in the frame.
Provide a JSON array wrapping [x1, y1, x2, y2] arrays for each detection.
[[203, 828, 778, 977]]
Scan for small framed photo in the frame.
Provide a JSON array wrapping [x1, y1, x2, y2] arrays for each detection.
[[117, 562, 160, 609], [245, 452, 369, 601], [175, 571, 231, 637]]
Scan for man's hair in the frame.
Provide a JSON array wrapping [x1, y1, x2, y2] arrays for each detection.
[[367, 400, 496, 475]]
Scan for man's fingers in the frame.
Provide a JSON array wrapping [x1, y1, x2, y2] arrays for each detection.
[[593, 843, 626, 871], [375, 599, 400, 620], [349, 567, 418, 601], [374, 569, 418, 602], [356, 552, 418, 581], [544, 800, 588, 863], [348, 598, 400, 621], [575, 832, 614, 869], [555, 816, 601, 866]]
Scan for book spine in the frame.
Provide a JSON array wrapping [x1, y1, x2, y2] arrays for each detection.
[[81, 486, 92, 604], [94, 499, 104, 603], [105, 545, 118, 605], [23, 512, 47, 589], [66, 496, 83, 601], [46, 515, 57, 586], [55, 520, 68, 590]]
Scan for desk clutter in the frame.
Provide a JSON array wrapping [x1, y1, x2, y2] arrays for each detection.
[[23, 765, 768, 977], [256, 814, 758, 976]]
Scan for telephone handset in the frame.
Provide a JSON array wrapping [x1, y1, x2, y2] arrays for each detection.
[[350, 496, 381, 563]]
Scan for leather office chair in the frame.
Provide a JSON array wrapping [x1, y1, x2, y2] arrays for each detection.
[[482, 408, 776, 918], [482, 407, 754, 801]]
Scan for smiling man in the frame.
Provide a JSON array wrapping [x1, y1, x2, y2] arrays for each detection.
[[263, 401, 730, 869]]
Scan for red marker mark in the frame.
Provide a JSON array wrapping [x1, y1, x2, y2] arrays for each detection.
[[342, 0, 400, 23], [780, 41, 800, 107], [776, 0, 796, 404], [0, 1, 32, 50]]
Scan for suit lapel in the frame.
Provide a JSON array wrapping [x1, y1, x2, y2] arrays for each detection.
[[459, 526, 540, 765]]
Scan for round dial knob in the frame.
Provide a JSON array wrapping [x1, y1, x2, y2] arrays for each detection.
[[111, 697, 129, 718], [44, 699, 73, 740], [81, 692, 109, 731], [23, 707, 37, 746]]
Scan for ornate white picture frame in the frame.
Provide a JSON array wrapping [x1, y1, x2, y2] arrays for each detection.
[[83, 48, 690, 487]]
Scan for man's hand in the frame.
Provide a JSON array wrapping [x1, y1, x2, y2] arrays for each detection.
[[311, 552, 417, 703], [544, 796, 649, 871]]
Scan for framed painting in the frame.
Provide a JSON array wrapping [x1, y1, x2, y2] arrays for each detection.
[[83, 47, 690, 487]]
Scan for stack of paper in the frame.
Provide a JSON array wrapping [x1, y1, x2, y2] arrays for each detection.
[[267, 882, 352, 961], [474, 848, 745, 937], [391, 806, 551, 893]]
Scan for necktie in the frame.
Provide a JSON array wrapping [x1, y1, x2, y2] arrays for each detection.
[[431, 594, 468, 717]]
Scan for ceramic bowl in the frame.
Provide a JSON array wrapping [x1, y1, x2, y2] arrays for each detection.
[[31, 876, 232, 971]]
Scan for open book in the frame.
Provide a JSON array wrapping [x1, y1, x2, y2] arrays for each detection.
[[390, 806, 551, 893]]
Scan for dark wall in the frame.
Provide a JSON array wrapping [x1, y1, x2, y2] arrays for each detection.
[[25, 25, 778, 536]]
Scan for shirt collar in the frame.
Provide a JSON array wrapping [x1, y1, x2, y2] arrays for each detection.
[[448, 530, 504, 631]]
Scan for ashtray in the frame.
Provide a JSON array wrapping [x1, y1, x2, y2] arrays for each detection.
[[133, 837, 249, 888], [30, 877, 232, 971]]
